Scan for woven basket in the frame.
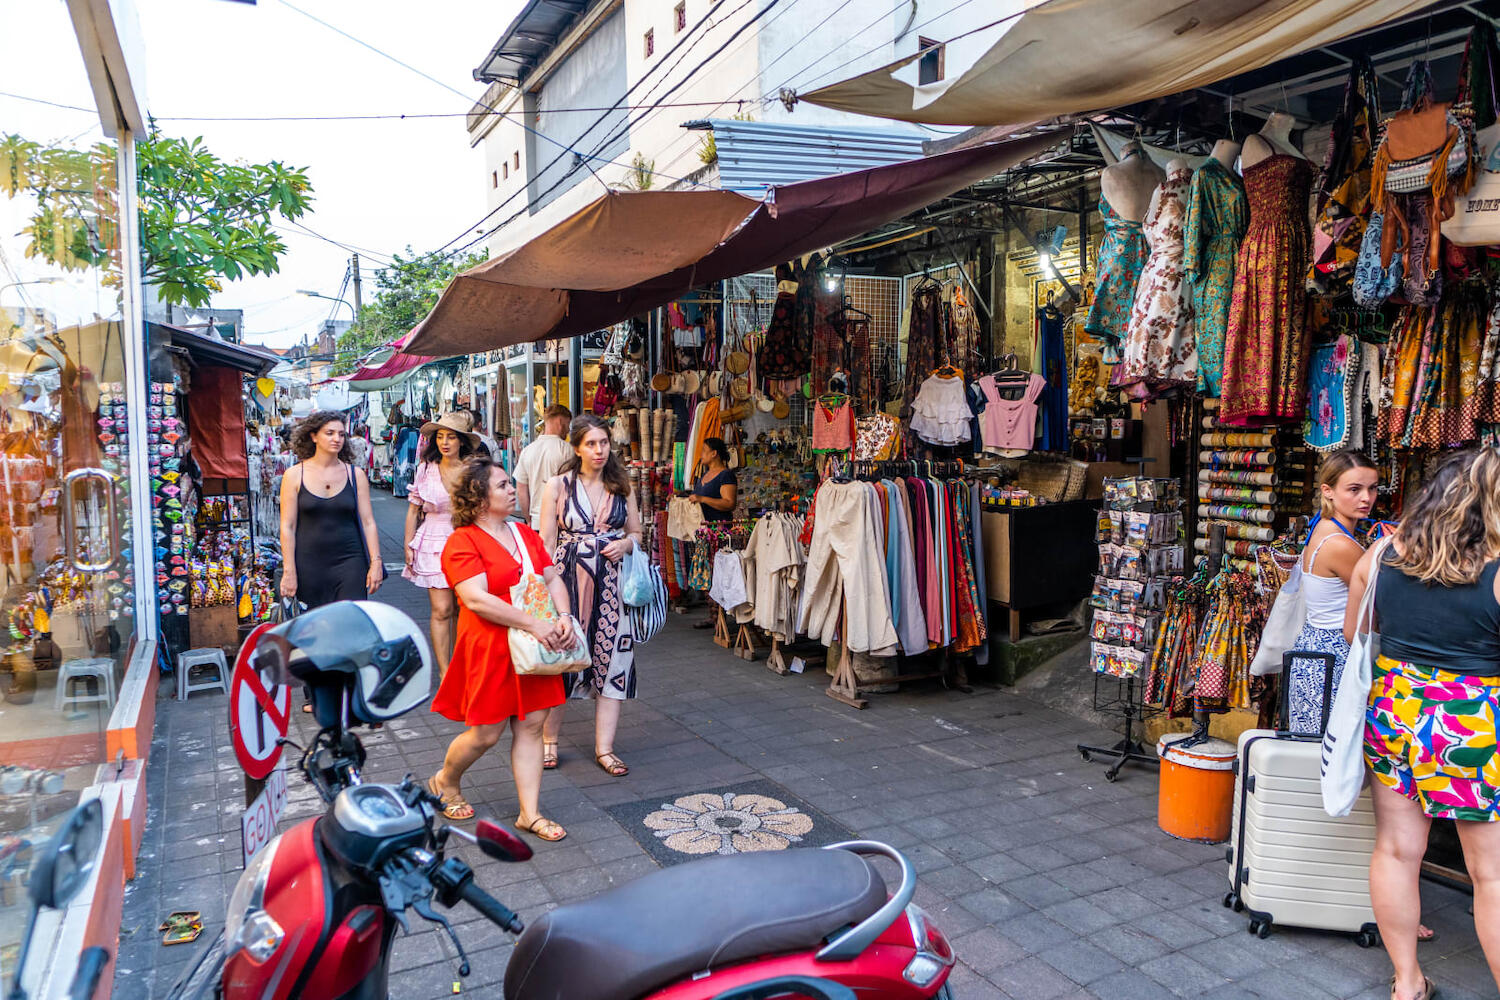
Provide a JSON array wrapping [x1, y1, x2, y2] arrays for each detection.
[[1016, 459, 1072, 503], [1063, 460, 1089, 502]]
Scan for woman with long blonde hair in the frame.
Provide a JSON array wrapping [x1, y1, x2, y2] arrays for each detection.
[[1346, 448, 1500, 1000]]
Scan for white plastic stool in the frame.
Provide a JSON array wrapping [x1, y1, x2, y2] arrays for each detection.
[[177, 648, 229, 700], [55, 657, 115, 711]]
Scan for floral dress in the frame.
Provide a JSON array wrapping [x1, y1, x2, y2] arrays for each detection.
[[1184, 158, 1249, 396], [1220, 155, 1314, 426], [1083, 194, 1149, 360], [1117, 167, 1197, 398], [553, 475, 637, 701]]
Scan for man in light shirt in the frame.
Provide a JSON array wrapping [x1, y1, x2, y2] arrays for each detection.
[[514, 404, 574, 528]]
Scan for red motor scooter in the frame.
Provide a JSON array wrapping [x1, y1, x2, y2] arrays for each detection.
[[166, 603, 957, 1000]]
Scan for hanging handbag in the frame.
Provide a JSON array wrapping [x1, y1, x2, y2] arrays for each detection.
[[592, 369, 621, 416], [1352, 212, 1404, 309], [506, 523, 590, 676], [627, 560, 668, 644], [1320, 536, 1392, 817]]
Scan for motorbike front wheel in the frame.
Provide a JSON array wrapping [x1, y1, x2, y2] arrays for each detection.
[[935, 985, 956, 999], [160, 930, 226, 1000]]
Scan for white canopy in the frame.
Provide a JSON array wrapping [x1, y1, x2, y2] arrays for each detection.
[[802, 0, 1434, 127]]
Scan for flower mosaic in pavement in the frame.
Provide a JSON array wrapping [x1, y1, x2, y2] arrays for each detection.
[[607, 779, 853, 867]]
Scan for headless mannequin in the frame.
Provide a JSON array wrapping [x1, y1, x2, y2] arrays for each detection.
[[1209, 139, 1241, 170], [1241, 112, 1305, 168], [1144, 157, 1191, 223], [1100, 142, 1166, 223]]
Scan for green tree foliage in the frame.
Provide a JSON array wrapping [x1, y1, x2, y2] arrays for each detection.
[[0, 128, 313, 308], [333, 248, 488, 372]]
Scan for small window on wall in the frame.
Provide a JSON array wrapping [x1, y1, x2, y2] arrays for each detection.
[[491, 170, 498, 188], [917, 37, 944, 84], [503, 162, 509, 180], [674, 2, 686, 32], [644, 28, 654, 57], [514, 151, 521, 169]]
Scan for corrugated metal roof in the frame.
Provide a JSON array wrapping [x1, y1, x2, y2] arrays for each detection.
[[473, 0, 610, 84], [708, 119, 928, 196]]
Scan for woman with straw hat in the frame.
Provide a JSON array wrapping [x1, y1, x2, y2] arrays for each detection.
[[404, 413, 480, 676]]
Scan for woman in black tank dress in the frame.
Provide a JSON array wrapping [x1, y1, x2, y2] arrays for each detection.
[[279, 411, 383, 608]]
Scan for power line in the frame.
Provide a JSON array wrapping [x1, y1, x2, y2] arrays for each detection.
[[269, 0, 699, 197], [422, 0, 755, 260], [644, 0, 886, 177], [435, 3, 793, 263], [150, 100, 748, 122]]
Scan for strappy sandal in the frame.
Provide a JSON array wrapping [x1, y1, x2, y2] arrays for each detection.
[[515, 816, 567, 842], [427, 775, 474, 821], [596, 751, 629, 777], [542, 741, 559, 770], [1391, 975, 1437, 1000]]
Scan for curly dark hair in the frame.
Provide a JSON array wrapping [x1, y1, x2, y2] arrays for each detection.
[[291, 411, 354, 462], [449, 456, 514, 528], [558, 414, 631, 496]]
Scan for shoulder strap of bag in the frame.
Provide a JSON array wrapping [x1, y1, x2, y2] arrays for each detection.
[[1355, 536, 1393, 635], [508, 522, 538, 576]]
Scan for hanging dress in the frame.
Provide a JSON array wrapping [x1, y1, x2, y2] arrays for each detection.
[[553, 475, 637, 701], [1184, 158, 1249, 396], [1034, 305, 1069, 450], [1118, 166, 1198, 399], [1220, 155, 1315, 426], [1083, 195, 1149, 360]]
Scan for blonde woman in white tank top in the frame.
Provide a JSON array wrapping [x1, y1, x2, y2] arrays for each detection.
[[1286, 452, 1378, 734]]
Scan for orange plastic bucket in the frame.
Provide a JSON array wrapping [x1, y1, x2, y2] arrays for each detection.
[[1156, 734, 1236, 844]]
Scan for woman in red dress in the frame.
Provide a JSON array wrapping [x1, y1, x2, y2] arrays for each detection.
[[428, 456, 574, 841]]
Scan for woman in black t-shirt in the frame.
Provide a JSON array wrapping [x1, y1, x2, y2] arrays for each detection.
[[689, 438, 737, 628], [691, 437, 737, 522]]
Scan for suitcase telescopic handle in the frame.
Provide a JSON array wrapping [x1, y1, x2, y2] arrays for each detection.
[[1276, 650, 1338, 740]]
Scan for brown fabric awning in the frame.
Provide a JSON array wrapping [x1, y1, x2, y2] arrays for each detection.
[[404, 130, 1062, 356], [799, 0, 1433, 127]]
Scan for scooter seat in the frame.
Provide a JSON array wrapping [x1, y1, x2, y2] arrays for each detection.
[[504, 847, 888, 1000]]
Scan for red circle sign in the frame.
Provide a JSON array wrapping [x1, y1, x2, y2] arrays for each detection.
[[228, 621, 291, 780]]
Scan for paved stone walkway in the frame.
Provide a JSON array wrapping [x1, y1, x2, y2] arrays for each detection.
[[112, 492, 1488, 999]]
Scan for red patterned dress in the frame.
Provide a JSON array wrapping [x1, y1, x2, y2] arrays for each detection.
[[1220, 155, 1314, 426]]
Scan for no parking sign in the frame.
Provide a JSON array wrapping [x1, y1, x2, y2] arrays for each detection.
[[228, 621, 290, 780]]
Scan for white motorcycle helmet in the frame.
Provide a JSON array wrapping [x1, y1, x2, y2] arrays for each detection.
[[253, 601, 433, 725]]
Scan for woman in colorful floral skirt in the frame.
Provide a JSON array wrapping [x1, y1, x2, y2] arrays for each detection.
[[1346, 448, 1500, 1000]]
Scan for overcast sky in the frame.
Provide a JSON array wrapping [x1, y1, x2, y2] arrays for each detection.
[[2, 0, 523, 349]]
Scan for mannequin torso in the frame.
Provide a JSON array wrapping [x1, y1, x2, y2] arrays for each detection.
[[1209, 140, 1241, 170], [1241, 112, 1305, 168], [1101, 144, 1166, 222]]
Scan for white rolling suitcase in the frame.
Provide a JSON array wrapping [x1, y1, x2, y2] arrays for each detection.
[[1223, 651, 1381, 947]]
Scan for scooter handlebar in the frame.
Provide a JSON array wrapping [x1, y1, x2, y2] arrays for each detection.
[[459, 880, 524, 935]]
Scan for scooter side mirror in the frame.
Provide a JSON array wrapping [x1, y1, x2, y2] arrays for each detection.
[[30, 798, 103, 910], [474, 820, 533, 863]]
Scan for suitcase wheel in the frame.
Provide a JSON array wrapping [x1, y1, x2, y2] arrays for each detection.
[[1222, 892, 1242, 913], [1248, 919, 1271, 939], [1357, 929, 1380, 949], [1078, 749, 1091, 762]]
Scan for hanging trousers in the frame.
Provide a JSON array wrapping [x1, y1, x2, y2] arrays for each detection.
[[798, 482, 898, 655]]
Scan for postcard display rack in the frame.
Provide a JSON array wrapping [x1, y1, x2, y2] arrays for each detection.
[[1077, 477, 1183, 781]]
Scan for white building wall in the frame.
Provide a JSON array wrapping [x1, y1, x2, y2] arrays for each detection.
[[468, 0, 992, 253]]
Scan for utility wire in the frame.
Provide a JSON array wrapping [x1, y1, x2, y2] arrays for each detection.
[[436, 3, 792, 262], [269, 0, 701, 196], [423, 0, 756, 259]]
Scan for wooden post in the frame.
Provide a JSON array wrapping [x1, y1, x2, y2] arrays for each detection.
[[713, 607, 732, 648], [825, 598, 868, 709]]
